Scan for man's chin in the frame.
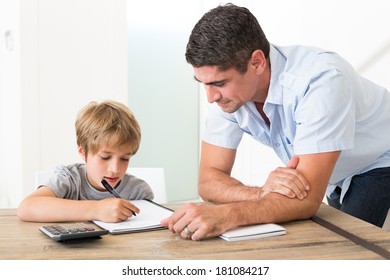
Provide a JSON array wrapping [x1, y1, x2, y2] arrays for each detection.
[[219, 104, 240, 113]]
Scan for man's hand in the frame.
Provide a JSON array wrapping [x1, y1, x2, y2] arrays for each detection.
[[160, 202, 233, 241], [260, 156, 310, 200]]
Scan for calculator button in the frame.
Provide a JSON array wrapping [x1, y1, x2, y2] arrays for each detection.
[[84, 226, 95, 231]]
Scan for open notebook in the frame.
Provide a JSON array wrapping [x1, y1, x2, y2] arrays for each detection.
[[93, 200, 173, 234], [220, 223, 286, 242]]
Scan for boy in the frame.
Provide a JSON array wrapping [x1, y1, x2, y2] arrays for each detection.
[[17, 100, 153, 222]]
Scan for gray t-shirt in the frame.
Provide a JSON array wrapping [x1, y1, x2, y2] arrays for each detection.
[[41, 163, 154, 201]]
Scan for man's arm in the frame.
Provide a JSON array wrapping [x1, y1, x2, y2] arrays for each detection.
[[161, 150, 340, 240], [198, 141, 254, 202], [198, 141, 309, 203], [235, 151, 340, 224]]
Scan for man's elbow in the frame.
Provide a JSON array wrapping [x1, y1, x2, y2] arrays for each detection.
[[198, 188, 213, 203], [300, 199, 323, 219]]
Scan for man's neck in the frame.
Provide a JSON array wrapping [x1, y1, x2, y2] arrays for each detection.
[[254, 102, 270, 127], [253, 58, 271, 103]]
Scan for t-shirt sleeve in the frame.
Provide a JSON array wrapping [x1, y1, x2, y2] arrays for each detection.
[[42, 165, 82, 199]]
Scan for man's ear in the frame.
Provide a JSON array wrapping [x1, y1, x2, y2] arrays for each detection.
[[250, 50, 267, 74], [78, 145, 86, 161]]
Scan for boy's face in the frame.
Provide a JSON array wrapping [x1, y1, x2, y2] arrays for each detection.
[[78, 143, 132, 191]]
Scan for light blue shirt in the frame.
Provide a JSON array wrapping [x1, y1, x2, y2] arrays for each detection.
[[203, 44, 390, 202]]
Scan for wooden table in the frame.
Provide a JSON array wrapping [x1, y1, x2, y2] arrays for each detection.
[[1, 203, 389, 260]]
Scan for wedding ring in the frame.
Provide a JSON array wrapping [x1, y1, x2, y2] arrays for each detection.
[[184, 226, 193, 236]]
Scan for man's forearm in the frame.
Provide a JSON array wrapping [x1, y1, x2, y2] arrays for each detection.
[[198, 168, 261, 203], [228, 192, 320, 227]]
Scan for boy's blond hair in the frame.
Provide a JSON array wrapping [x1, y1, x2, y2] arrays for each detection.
[[75, 100, 141, 156]]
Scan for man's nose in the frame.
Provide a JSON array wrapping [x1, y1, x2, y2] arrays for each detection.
[[205, 86, 221, 103]]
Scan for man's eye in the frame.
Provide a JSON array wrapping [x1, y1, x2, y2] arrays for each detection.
[[214, 82, 225, 87]]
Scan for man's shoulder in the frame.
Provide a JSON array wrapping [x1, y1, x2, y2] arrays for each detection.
[[273, 44, 349, 72], [272, 44, 333, 56], [271, 44, 352, 90]]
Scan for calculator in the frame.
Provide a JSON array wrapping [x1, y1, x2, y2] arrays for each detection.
[[39, 222, 109, 242]]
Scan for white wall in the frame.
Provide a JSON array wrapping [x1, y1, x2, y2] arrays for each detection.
[[0, 0, 23, 207], [126, 1, 202, 202], [0, 0, 128, 207]]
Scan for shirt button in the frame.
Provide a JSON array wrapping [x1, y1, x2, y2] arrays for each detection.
[[275, 143, 280, 148]]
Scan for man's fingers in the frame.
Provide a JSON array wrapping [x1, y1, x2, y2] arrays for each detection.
[[285, 156, 310, 191], [287, 156, 299, 168]]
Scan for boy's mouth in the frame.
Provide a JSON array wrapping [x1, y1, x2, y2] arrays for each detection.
[[103, 177, 119, 185]]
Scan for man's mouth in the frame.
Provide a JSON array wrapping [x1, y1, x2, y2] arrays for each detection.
[[217, 100, 229, 107]]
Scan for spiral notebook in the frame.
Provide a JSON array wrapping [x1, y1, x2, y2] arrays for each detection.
[[220, 223, 286, 242], [93, 199, 173, 234]]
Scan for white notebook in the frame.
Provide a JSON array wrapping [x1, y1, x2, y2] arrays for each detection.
[[220, 223, 286, 242], [93, 199, 173, 234]]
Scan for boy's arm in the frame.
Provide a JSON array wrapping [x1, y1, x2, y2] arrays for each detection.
[[17, 186, 139, 222]]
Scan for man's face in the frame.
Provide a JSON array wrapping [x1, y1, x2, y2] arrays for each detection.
[[193, 65, 260, 113], [79, 142, 132, 190]]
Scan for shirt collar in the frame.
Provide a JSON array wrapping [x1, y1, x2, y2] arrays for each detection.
[[266, 44, 286, 106]]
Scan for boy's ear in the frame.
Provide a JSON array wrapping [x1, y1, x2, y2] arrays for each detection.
[[78, 145, 86, 161]]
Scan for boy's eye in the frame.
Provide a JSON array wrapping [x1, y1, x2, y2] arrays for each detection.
[[100, 156, 110, 160], [121, 158, 130, 162]]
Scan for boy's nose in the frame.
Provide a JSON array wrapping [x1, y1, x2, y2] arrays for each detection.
[[108, 160, 120, 173]]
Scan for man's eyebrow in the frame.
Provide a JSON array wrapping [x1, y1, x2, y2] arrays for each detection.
[[193, 76, 227, 86]]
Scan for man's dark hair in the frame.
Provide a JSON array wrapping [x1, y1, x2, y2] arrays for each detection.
[[185, 3, 270, 74]]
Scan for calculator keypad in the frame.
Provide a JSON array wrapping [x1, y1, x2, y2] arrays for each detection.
[[40, 222, 109, 241]]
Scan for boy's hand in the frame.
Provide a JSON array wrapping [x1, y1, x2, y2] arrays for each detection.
[[96, 198, 139, 222]]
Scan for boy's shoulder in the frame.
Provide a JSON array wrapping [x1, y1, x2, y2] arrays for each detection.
[[120, 173, 154, 200], [122, 172, 148, 186], [51, 163, 86, 185], [55, 163, 85, 175]]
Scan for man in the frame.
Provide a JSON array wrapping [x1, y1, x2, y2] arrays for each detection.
[[161, 3, 390, 240]]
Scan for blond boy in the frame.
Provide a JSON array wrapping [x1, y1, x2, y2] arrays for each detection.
[[18, 100, 153, 222]]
